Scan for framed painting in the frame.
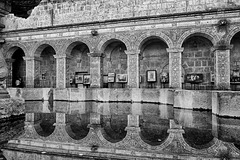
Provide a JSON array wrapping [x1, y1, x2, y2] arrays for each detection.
[[147, 70, 157, 82], [83, 74, 90, 85], [75, 74, 84, 84], [116, 74, 128, 83], [108, 76, 115, 83], [108, 73, 115, 77]]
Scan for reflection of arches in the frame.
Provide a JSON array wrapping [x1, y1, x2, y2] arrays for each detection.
[[140, 116, 169, 146], [139, 37, 168, 88], [65, 42, 90, 88], [226, 26, 240, 45], [34, 44, 56, 88], [65, 114, 90, 140], [101, 115, 127, 143], [34, 113, 56, 137]]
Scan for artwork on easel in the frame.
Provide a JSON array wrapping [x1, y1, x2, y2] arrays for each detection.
[[83, 74, 90, 85], [116, 74, 128, 83]]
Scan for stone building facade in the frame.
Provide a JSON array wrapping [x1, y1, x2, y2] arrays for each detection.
[[1, 0, 240, 89]]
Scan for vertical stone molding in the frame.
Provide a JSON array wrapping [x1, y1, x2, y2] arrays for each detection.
[[53, 55, 69, 88], [167, 48, 184, 89], [88, 52, 103, 88], [125, 50, 140, 88], [213, 45, 231, 90], [5, 58, 15, 87], [23, 56, 41, 88]]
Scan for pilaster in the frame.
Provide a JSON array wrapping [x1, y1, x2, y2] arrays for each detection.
[[167, 48, 184, 89], [88, 52, 103, 88], [53, 54, 70, 88], [212, 45, 232, 90], [125, 50, 140, 88], [5, 58, 15, 87], [23, 56, 41, 88]]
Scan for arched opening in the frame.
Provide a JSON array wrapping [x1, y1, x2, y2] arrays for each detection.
[[66, 42, 90, 88], [102, 40, 127, 88], [230, 32, 240, 91], [9, 48, 26, 88], [34, 45, 56, 88], [182, 35, 214, 90], [139, 37, 169, 88]]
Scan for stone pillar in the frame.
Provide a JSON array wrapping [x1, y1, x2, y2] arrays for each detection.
[[53, 55, 69, 88], [167, 48, 184, 89], [88, 52, 103, 88], [213, 46, 231, 90], [126, 50, 140, 88], [23, 56, 41, 88], [5, 58, 15, 87]]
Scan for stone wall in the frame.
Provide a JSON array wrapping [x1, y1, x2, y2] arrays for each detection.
[[182, 36, 214, 84], [140, 40, 168, 88], [2, 0, 240, 31]]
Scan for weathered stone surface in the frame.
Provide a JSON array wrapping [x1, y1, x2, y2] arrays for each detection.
[[0, 98, 25, 118], [212, 92, 240, 117], [174, 90, 212, 110]]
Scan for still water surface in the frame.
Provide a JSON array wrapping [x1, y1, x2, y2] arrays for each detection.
[[1, 101, 240, 158]]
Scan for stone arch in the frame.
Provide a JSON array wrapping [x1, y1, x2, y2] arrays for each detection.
[[64, 37, 93, 55], [32, 40, 58, 57], [177, 29, 218, 47], [226, 26, 240, 45], [3, 43, 28, 59], [136, 31, 174, 50], [97, 34, 131, 53]]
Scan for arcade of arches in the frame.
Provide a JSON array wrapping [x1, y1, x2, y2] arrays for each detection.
[[3, 32, 240, 90]]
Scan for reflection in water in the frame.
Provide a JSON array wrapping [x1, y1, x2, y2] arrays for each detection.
[[66, 114, 90, 140], [34, 113, 56, 137], [23, 101, 240, 149], [174, 109, 214, 148]]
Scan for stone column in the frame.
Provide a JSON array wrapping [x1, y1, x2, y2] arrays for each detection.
[[167, 48, 184, 89], [213, 45, 231, 90], [53, 55, 69, 88], [125, 50, 140, 88], [5, 58, 15, 87], [88, 52, 103, 88], [23, 56, 41, 88]]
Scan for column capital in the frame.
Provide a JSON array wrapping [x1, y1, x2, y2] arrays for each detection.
[[23, 56, 41, 61], [167, 48, 184, 53], [125, 49, 141, 55], [211, 44, 233, 52], [87, 52, 103, 57], [53, 54, 72, 59]]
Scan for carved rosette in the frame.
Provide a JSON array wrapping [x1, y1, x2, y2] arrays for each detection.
[[88, 52, 103, 88], [167, 48, 184, 89], [53, 55, 68, 88], [126, 50, 140, 88], [214, 47, 231, 90]]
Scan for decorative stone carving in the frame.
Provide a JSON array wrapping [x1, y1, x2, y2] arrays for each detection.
[[53, 55, 68, 88], [88, 52, 103, 88], [213, 45, 231, 90], [167, 48, 184, 89], [126, 50, 140, 88]]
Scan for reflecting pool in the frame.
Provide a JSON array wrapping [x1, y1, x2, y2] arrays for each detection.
[[1, 101, 240, 159]]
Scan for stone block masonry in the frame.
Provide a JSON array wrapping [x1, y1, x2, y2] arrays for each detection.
[[2, 0, 240, 31]]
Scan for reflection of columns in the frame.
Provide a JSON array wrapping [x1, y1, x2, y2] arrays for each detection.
[[88, 52, 103, 88], [5, 58, 15, 87], [23, 56, 41, 88], [125, 50, 140, 88], [167, 48, 184, 89], [54, 55, 68, 88], [213, 46, 231, 90]]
